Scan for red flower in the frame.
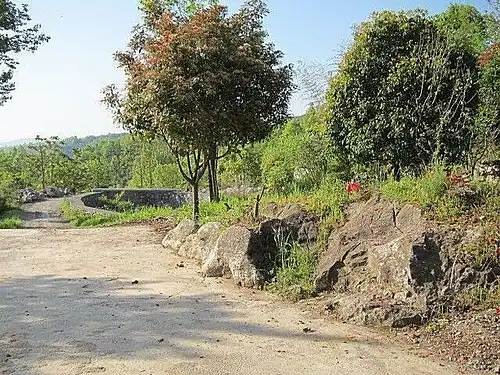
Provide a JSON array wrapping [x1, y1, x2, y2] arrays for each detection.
[[447, 174, 466, 184], [346, 181, 361, 194], [496, 307, 500, 316]]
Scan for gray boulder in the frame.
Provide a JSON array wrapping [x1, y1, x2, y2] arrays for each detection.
[[314, 197, 441, 327], [161, 218, 198, 252], [201, 224, 280, 288], [18, 188, 44, 204], [178, 222, 221, 263], [212, 226, 266, 288]]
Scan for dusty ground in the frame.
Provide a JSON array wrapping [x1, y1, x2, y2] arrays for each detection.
[[0, 225, 480, 375], [18, 198, 70, 229], [397, 312, 500, 373]]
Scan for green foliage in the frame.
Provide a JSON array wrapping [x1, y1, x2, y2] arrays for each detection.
[[139, 0, 217, 19], [261, 107, 340, 194], [0, 0, 49, 105], [127, 138, 187, 189], [435, 4, 489, 54], [380, 167, 500, 225], [219, 144, 263, 187], [0, 210, 22, 229], [327, 10, 479, 176], [60, 133, 126, 157], [98, 192, 135, 212], [474, 46, 500, 160], [487, 0, 500, 42]]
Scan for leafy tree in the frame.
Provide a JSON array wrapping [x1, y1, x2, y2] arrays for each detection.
[[103, 0, 293, 221], [435, 4, 490, 54], [139, 0, 217, 18], [0, 0, 49, 105], [487, 0, 500, 42], [470, 43, 500, 169], [327, 10, 479, 178], [27, 136, 64, 189], [261, 107, 338, 193]]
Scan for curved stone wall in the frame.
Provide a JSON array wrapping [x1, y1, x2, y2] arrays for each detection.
[[80, 188, 189, 210]]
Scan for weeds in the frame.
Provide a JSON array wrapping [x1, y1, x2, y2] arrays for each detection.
[[268, 227, 318, 301], [0, 210, 22, 229]]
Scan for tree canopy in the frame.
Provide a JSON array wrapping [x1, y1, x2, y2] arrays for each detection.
[[0, 0, 49, 105], [326, 10, 479, 177], [103, 0, 293, 220]]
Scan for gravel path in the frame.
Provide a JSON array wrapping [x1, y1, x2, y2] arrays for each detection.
[[0, 226, 477, 375], [18, 198, 71, 229]]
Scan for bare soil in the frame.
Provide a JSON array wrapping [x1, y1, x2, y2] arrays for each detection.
[[18, 198, 71, 229], [0, 225, 480, 375]]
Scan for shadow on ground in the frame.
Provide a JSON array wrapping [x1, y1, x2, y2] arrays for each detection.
[[0, 275, 372, 374]]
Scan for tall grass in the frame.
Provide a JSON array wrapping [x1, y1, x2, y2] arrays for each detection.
[[267, 226, 318, 301], [0, 210, 22, 229], [380, 166, 448, 208]]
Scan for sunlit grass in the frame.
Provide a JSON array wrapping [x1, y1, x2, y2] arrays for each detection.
[[0, 210, 22, 229]]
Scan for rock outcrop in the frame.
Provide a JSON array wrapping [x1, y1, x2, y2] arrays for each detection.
[[162, 205, 319, 289], [315, 196, 499, 327], [161, 219, 198, 251]]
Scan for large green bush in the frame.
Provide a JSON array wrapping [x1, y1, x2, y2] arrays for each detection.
[[327, 10, 479, 178]]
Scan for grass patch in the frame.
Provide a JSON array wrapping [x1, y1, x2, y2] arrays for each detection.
[[60, 195, 256, 228], [378, 166, 497, 222], [455, 284, 500, 311], [0, 210, 22, 229], [269, 241, 317, 301], [266, 177, 349, 220], [266, 226, 319, 301], [380, 167, 448, 208]]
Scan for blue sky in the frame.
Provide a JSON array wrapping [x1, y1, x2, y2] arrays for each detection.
[[0, 0, 490, 141]]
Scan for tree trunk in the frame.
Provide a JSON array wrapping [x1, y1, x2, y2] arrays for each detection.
[[393, 162, 401, 181], [208, 162, 215, 202], [208, 144, 220, 202], [192, 181, 200, 223]]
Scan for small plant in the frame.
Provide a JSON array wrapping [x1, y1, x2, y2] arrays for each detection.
[[425, 317, 450, 333], [455, 284, 500, 310], [268, 227, 317, 301], [459, 224, 500, 269], [98, 192, 135, 212], [0, 210, 22, 229]]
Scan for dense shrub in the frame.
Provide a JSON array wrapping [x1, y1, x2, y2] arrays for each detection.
[[261, 107, 340, 193], [327, 10, 479, 177]]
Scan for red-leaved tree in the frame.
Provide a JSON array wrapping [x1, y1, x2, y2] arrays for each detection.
[[103, 0, 293, 221]]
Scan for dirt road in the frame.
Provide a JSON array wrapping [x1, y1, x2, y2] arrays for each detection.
[[18, 198, 70, 229], [0, 226, 473, 375]]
